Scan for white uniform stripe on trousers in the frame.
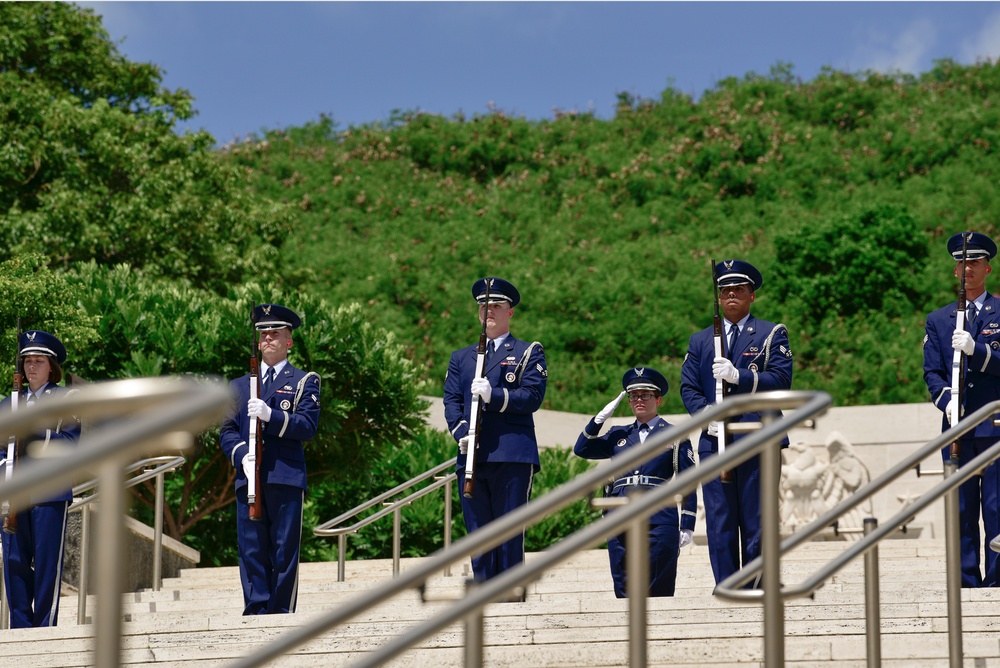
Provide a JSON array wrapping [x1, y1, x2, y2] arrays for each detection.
[[518, 469, 534, 567], [289, 490, 304, 613], [46, 503, 69, 626]]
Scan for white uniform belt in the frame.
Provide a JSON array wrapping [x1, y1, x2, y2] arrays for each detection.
[[612, 475, 667, 492]]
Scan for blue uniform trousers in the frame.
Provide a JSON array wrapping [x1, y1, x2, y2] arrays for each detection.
[[607, 522, 681, 598], [459, 462, 533, 581], [944, 437, 1000, 588], [235, 483, 303, 614], [1, 501, 69, 628], [699, 444, 761, 585]]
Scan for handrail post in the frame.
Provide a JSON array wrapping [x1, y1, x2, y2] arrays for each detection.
[[392, 505, 402, 577], [153, 470, 165, 591], [338, 535, 346, 582], [1, 551, 8, 629], [94, 456, 126, 668], [626, 500, 649, 668], [464, 578, 484, 667], [78, 503, 91, 624], [442, 476, 452, 577], [862, 517, 881, 667], [759, 408, 784, 668], [943, 459, 963, 668]]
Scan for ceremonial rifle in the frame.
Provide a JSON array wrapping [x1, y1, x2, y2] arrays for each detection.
[[711, 261, 734, 484], [248, 303, 264, 521], [950, 235, 969, 462], [3, 318, 23, 533], [463, 278, 493, 499]]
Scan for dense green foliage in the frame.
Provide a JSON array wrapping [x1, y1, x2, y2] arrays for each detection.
[[0, 255, 427, 550], [8, 3, 1000, 564], [0, 3, 425, 559], [0, 3, 293, 292], [234, 61, 1000, 418]]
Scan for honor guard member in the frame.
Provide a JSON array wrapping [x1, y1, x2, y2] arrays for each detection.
[[443, 278, 547, 583], [220, 303, 321, 614], [1, 330, 81, 628], [574, 367, 697, 597], [924, 231, 1000, 587], [680, 260, 793, 585]]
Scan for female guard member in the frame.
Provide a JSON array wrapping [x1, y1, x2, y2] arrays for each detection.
[[1, 330, 81, 628]]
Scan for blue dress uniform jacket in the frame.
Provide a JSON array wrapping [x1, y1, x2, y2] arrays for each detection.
[[1, 382, 80, 628], [574, 416, 697, 597], [220, 363, 320, 613], [443, 335, 547, 581], [680, 316, 793, 585], [924, 293, 1000, 587], [444, 336, 546, 469]]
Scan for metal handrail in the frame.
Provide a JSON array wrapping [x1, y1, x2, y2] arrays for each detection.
[[715, 398, 1000, 668], [313, 457, 458, 579], [70, 455, 188, 624], [226, 390, 831, 668], [0, 377, 231, 668]]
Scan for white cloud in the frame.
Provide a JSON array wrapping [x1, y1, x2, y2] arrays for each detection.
[[857, 18, 936, 74], [959, 10, 1000, 63]]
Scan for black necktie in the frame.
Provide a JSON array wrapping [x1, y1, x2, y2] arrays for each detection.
[[263, 367, 275, 389], [486, 340, 496, 363], [967, 303, 978, 325], [728, 325, 740, 360]]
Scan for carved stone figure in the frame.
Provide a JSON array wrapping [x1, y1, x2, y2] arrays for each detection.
[[778, 431, 872, 539]]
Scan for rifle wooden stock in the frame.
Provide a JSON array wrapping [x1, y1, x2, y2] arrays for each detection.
[[248, 304, 264, 521], [3, 318, 23, 533], [950, 236, 969, 462], [463, 279, 493, 499], [711, 261, 734, 484]]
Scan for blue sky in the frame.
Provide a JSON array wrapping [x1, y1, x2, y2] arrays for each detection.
[[81, 2, 1000, 145]]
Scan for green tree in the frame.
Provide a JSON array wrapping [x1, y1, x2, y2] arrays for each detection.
[[66, 262, 424, 538], [0, 253, 101, 364], [0, 2, 294, 292]]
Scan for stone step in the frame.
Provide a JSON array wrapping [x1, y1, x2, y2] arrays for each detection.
[[4, 540, 995, 667], [4, 614, 999, 667]]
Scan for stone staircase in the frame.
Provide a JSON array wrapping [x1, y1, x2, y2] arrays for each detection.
[[1, 538, 999, 667]]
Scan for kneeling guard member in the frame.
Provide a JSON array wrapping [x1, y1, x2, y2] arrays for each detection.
[[574, 367, 696, 597]]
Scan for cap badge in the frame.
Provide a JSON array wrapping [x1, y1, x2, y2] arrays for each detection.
[[26, 332, 36, 342], [634, 367, 645, 377], [262, 305, 273, 315], [724, 260, 735, 270]]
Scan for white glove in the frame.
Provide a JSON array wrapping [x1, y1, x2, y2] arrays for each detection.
[[471, 377, 492, 404], [247, 398, 272, 422], [458, 437, 469, 455], [595, 391, 627, 425], [953, 330, 975, 356], [679, 529, 693, 549], [707, 422, 719, 437], [240, 453, 254, 480], [712, 356, 740, 385]]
